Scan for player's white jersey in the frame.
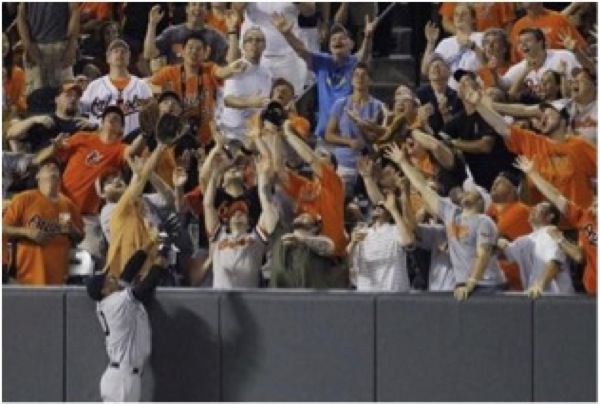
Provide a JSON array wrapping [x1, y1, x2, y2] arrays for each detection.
[[80, 75, 153, 139], [96, 288, 151, 368]]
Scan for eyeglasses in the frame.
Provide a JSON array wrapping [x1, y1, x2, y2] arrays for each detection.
[[244, 37, 265, 44]]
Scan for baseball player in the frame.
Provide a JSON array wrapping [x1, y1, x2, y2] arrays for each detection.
[[86, 237, 171, 402]]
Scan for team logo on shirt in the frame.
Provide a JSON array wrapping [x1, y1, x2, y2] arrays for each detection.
[[85, 150, 104, 166], [217, 236, 256, 250], [583, 223, 597, 246], [28, 215, 62, 234], [89, 96, 142, 119]]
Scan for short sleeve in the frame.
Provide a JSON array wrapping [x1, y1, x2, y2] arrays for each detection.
[[476, 216, 498, 247], [505, 126, 544, 155], [504, 236, 527, 263], [150, 66, 173, 87], [3, 194, 27, 226], [330, 98, 345, 119]]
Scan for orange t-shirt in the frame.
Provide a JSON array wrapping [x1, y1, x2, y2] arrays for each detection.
[[506, 127, 597, 211], [57, 132, 127, 215], [3, 190, 84, 285], [283, 163, 347, 256], [439, 3, 516, 32], [564, 202, 597, 295], [487, 201, 533, 290], [3, 67, 27, 114], [510, 9, 586, 62], [105, 192, 158, 277], [80, 2, 112, 20], [477, 64, 510, 89], [206, 10, 227, 34], [150, 63, 223, 146]]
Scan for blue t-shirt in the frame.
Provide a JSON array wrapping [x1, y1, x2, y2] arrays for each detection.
[[329, 95, 384, 169], [311, 52, 358, 137]]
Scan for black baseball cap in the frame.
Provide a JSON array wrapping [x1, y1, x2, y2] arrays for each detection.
[[453, 69, 476, 82], [86, 273, 107, 302], [101, 105, 125, 125], [539, 100, 570, 121]]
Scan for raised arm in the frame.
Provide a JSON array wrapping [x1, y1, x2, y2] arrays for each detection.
[[559, 29, 597, 74], [513, 155, 569, 213], [255, 152, 279, 235], [356, 156, 383, 204], [282, 119, 324, 177], [412, 129, 455, 169], [224, 9, 241, 63], [466, 86, 511, 140], [356, 15, 376, 64], [31, 133, 69, 166], [384, 143, 441, 215], [143, 5, 164, 60], [382, 190, 415, 247], [271, 12, 312, 67], [491, 102, 541, 119], [214, 59, 249, 80], [123, 143, 168, 202], [420, 21, 441, 78], [295, 2, 316, 17], [202, 170, 220, 237]]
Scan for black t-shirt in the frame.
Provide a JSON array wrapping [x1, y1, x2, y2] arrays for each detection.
[[434, 150, 468, 197], [416, 84, 463, 136], [444, 111, 517, 191], [23, 114, 81, 153]]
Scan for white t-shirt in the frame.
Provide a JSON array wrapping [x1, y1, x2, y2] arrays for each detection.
[[220, 60, 273, 141], [504, 227, 574, 294], [80, 75, 153, 139], [434, 32, 484, 89], [569, 99, 597, 146], [501, 49, 581, 91], [416, 223, 455, 291], [241, 3, 301, 57], [211, 225, 268, 289], [97, 288, 152, 368], [352, 222, 411, 292]]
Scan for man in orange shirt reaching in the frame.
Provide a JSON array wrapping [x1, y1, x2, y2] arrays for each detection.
[[3, 158, 84, 285], [33, 106, 146, 264]]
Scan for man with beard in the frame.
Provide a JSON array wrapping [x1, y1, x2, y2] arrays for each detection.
[[467, 85, 597, 212], [386, 143, 506, 300], [6, 83, 96, 153], [568, 67, 597, 146], [514, 155, 597, 296]]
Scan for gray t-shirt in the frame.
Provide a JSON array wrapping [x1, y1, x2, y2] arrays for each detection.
[[416, 223, 455, 291], [438, 198, 505, 286], [156, 24, 228, 64]]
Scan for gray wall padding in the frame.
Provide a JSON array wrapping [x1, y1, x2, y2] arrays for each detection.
[[64, 289, 221, 402], [3, 288, 65, 402], [219, 291, 376, 402], [376, 293, 533, 402], [533, 296, 597, 402]]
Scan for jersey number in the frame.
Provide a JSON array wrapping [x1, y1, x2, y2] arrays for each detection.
[[99, 310, 110, 336]]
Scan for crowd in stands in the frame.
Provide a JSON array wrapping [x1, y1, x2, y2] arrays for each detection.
[[2, 2, 597, 299]]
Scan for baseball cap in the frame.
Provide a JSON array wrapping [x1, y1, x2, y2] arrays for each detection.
[[101, 105, 125, 124], [453, 68, 476, 82], [329, 23, 349, 37], [157, 90, 183, 107], [107, 39, 130, 53], [539, 100, 570, 120], [226, 200, 249, 218], [58, 82, 83, 98], [86, 273, 107, 302]]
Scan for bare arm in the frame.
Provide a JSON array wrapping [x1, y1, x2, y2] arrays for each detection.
[[224, 9, 241, 63], [256, 155, 279, 235], [468, 88, 511, 139], [491, 102, 541, 119], [451, 135, 495, 154], [412, 129, 455, 169], [383, 191, 415, 247], [65, 3, 80, 51], [123, 134, 147, 162], [143, 5, 164, 60], [528, 260, 561, 298], [282, 120, 323, 177], [513, 155, 569, 213], [202, 172, 220, 236], [214, 59, 248, 80], [385, 143, 440, 215], [421, 21, 441, 77], [356, 15, 376, 64], [272, 12, 312, 67], [6, 116, 46, 140], [122, 144, 167, 202], [507, 64, 532, 101], [224, 95, 269, 109], [356, 156, 384, 204], [324, 114, 357, 148], [333, 3, 348, 25], [556, 236, 585, 264]]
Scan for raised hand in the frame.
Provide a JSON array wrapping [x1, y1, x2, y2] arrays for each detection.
[[271, 12, 293, 34], [224, 9, 240, 32], [51, 132, 70, 150], [424, 21, 440, 44], [384, 142, 407, 165], [172, 166, 188, 188], [382, 190, 398, 213], [513, 155, 534, 174], [357, 156, 373, 177], [148, 5, 165, 26], [364, 14, 377, 39], [558, 29, 577, 52], [255, 152, 273, 176]]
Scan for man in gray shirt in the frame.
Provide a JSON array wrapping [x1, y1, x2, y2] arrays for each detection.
[[386, 143, 506, 300]]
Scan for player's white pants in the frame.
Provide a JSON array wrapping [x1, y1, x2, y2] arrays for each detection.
[[100, 365, 141, 402]]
